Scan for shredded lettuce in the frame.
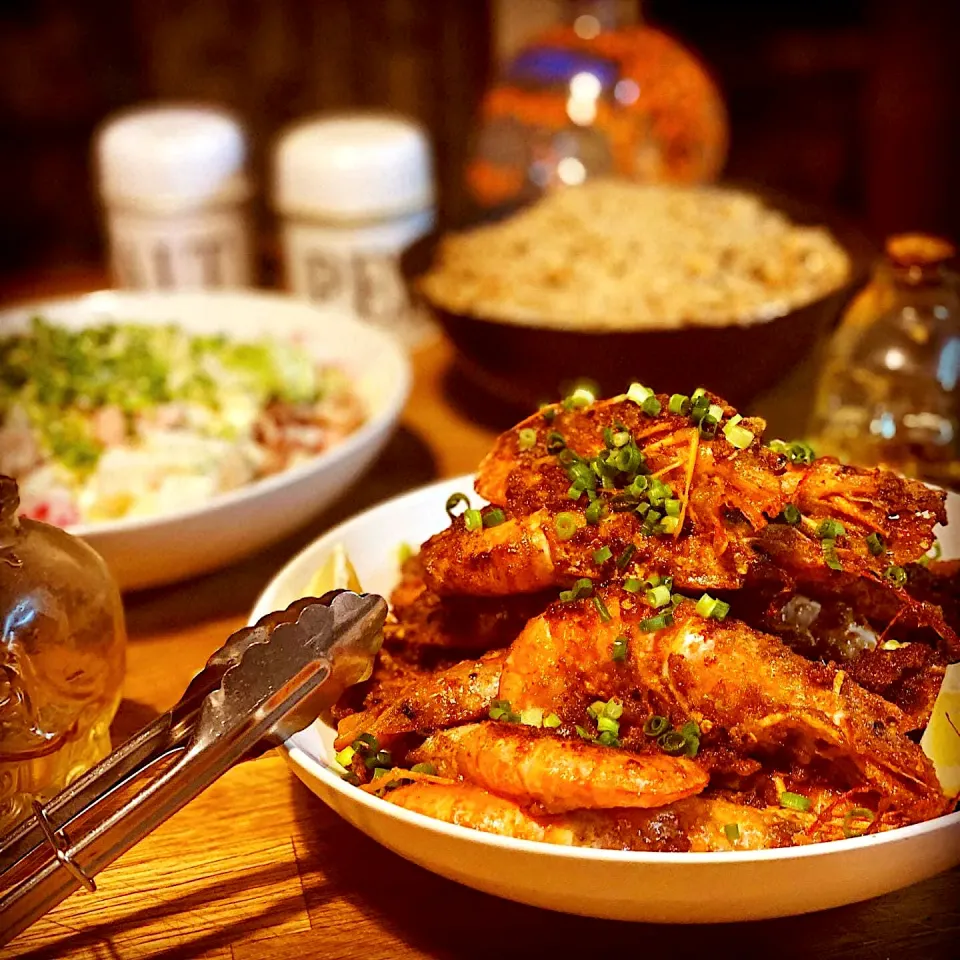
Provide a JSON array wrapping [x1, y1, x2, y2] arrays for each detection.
[[0, 317, 324, 474]]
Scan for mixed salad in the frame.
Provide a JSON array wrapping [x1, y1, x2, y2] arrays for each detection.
[[0, 317, 366, 526]]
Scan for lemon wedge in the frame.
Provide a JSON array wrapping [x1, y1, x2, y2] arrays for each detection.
[[921, 662, 960, 798], [306, 542, 363, 597]]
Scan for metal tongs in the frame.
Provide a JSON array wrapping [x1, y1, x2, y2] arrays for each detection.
[[0, 590, 387, 946]]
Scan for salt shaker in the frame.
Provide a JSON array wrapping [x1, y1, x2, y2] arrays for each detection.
[[95, 105, 253, 290], [272, 113, 435, 343]]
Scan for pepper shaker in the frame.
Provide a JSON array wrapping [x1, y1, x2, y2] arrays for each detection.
[[95, 105, 253, 290], [272, 113, 436, 344]]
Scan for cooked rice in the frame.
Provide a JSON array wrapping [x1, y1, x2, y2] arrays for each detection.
[[420, 181, 851, 330]]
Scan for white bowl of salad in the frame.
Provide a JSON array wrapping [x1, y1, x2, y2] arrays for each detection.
[[0, 290, 410, 591]]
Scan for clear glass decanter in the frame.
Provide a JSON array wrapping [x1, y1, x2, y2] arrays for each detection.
[[0, 475, 126, 832], [808, 235, 960, 488]]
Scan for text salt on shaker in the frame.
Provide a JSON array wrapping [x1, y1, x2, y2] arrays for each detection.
[[272, 113, 436, 343], [95, 105, 253, 290]]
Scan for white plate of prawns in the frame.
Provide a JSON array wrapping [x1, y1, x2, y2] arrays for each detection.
[[252, 386, 960, 923]]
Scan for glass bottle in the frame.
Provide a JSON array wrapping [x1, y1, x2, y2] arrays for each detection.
[[807, 234, 960, 487], [466, 0, 727, 213], [0, 475, 126, 833]]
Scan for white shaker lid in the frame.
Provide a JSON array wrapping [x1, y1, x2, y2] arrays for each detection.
[[273, 113, 434, 220], [96, 104, 249, 211]]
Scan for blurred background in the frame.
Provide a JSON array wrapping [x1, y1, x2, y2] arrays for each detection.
[[1, 0, 959, 280]]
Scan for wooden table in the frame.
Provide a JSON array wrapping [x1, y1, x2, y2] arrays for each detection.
[[2, 273, 958, 960]]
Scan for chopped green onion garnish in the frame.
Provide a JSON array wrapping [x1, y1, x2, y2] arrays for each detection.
[[644, 715, 671, 737], [341, 771, 361, 786], [919, 541, 943, 567], [780, 791, 811, 812], [445, 492, 469, 519], [781, 503, 801, 525], [596, 715, 619, 735], [611, 635, 629, 661], [372, 767, 393, 780], [585, 498, 605, 524], [626, 382, 654, 406], [595, 731, 621, 748], [612, 430, 631, 448], [483, 507, 506, 527], [641, 395, 662, 417], [593, 594, 612, 622], [842, 807, 875, 838], [724, 823, 740, 843], [366, 748, 393, 770], [334, 745, 356, 768], [865, 532, 885, 556], [695, 593, 729, 620], [647, 478, 671, 504], [681, 727, 701, 757], [555, 512, 578, 541], [668, 393, 691, 415], [568, 482, 586, 500], [593, 545, 613, 564], [818, 519, 846, 539], [543, 713, 562, 728], [616, 544, 636, 569], [723, 420, 755, 449], [560, 578, 594, 603], [624, 577, 643, 593], [641, 509, 663, 534], [464, 508, 483, 532], [658, 730, 689, 755], [699, 414, 719, 439], [646, 584, 672, 608], [604, 700, 623, 719], [707, 403, 724, 421], [639, 611, 674, 632], [411, 762, 437, 776], [690, 395, 711, 424], [884, 565, 908, 587], [628, 475, 650, 495], [489, 699, 521, 723], [520, 707, 544, 727], [659, 516, 680, 535], [664, 499, 682, 517], [567, 460, 596, 484], [546, 431, 566, 453], [563, 385, 596, 410], [541, 405, 557, 422], [821, 538, 842, 571], [575, 725, 593, 741], [352, 733, 379, 753], [518, 428, 537, 451]]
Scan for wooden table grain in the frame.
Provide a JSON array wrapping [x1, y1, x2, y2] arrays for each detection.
[[2, 273, 958, 960]]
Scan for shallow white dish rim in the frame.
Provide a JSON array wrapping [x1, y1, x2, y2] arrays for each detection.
[[255, 473, 960, 867], [0, 289, 411, 537]]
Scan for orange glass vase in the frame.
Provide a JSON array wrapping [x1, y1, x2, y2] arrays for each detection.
[[468, 4, 728, 210]]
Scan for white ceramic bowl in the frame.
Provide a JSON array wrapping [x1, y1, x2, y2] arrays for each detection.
[[252, 476, 960, 923], [0, 290, 410, 591]]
